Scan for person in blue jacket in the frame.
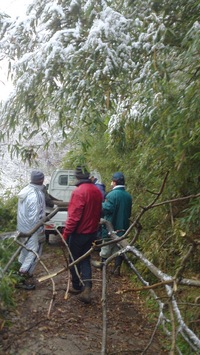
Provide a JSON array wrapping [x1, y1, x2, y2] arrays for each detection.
[[90, 171, 106, 201]]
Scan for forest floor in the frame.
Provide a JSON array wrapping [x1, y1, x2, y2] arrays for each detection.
[[0, 237, 168, 355]]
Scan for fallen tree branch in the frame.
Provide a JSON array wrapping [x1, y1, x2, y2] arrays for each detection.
[[101, 262, 108, 355], [2, 172, 200, 354], [98, 217, 200, 353], [125, 245, 200, 351], [99, 189, 200, 248], [2, 206, 69, 274], [14, 238, 56, 319], [169, 301, 176, 355], [119, 280, 176, 292], [38, 245, 95, 283], [119, 278, 200, 293]]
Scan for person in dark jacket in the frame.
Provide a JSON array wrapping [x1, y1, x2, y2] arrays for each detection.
[[90, 171, 106, 201], [90, 171, 106, 246], [92, 172, 132, 275], [63, 166, 102, 304]]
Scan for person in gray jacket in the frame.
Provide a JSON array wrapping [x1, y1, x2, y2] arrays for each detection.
[[17, 170, 46, 290], [92, 172, 132, 275]]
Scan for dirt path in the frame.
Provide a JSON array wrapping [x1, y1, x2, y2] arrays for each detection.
[[1, 242, 167, 354]]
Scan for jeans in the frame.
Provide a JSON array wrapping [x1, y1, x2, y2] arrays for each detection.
[[68, 232, 97, 290]]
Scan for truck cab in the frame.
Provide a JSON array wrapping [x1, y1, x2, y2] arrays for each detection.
[[45, 169, 77, 239]]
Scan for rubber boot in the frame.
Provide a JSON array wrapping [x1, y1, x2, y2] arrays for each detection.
[[78, 287, 91, 304], [91, 260, 102, 269], [15, 273, 36, 290], [69, 286, 82, 294], [112, 256, 123, 276], [91, 258, 106, 269]]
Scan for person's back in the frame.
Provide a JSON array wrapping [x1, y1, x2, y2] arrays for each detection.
[[67, 181, 102, 235], [94, 171, 132, 275], [18, 184, 45, 235], [103, 186, 132, 235], [63, 166, 102, 304]]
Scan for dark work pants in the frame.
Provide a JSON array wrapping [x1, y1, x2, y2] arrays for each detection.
[[68, 232, 97, 290]]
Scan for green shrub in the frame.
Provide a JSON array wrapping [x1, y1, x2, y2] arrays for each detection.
[[0, 195, 18, 232]]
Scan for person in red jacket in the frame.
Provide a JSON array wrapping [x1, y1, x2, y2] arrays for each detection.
[[63, 166, 102, 304]]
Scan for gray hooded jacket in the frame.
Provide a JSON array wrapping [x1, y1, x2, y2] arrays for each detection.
[[17, 183, 46, 236]]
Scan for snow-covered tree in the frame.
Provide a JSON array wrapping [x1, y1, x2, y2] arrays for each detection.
[[0, 0, 199, 191]]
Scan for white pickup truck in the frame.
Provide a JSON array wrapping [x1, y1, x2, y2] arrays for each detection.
[[44, 169, 77, 240]]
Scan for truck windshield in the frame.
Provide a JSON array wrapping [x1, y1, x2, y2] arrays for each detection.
[[58, 175, 68, 185], [58, 174, 76, 186]]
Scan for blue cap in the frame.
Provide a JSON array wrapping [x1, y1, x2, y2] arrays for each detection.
[[112, 172, 124, 181]]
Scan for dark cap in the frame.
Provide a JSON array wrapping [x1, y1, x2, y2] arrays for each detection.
[[75, 166, 90, 180], [112, 172, 124, 181], [31, 170, 44, 184]]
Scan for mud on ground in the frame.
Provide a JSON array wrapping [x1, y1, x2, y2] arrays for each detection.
[[0, 240, 167, 355]]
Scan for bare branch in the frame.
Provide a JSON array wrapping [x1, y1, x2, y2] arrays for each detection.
[[151, 193, 200, 209], [101, 263, 108, 355], [175, 243, 196, 280], [38, 245, 95, 283], [169, 302, 176, 354], [14, 238, 56, 319], [2, 206, 70, 274]]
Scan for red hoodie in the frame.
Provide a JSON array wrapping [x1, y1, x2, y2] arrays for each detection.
[[63, 181, 102, 240]]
